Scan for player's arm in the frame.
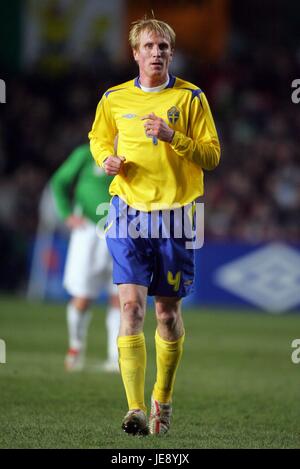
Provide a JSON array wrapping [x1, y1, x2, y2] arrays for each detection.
[[143, 93, 220, 170], [50, 146, 87, 226], [89, 94, 125, 175], [170, 92, 220, 170]]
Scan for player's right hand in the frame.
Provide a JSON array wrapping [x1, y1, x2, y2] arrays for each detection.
[[65, 215, 86, 230], [103, 156, 126, 175]]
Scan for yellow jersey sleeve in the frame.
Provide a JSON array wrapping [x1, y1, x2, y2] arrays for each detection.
[[88, 93, 118, 167], [170, 92, 220, 170]]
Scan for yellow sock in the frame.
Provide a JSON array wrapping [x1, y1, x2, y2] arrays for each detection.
[[118, 333, 147, 412], [153, 330, 185, 403]]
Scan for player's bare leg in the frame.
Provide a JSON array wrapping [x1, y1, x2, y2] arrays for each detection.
[[149, 297, 185, 434], [117, 284, 149, 435], [155, 297, 184, 341], [118, 284, 147, 336]]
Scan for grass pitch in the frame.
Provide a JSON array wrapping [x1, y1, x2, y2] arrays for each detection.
[[0, 296, 299, 449]]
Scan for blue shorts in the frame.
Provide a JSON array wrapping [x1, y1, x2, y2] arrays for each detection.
[[105, 196, 196, 298]]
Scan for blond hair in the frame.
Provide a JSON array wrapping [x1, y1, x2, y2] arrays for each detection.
[[129, 18, 176, 51]]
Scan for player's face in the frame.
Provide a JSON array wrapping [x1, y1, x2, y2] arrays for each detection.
[[133, 30, 173, 86]]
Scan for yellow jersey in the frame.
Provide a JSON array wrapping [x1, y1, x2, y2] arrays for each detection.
[[89, 75, 220, 211]]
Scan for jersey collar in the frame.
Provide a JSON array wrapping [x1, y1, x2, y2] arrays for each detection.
[[134, 74, 176, 90]]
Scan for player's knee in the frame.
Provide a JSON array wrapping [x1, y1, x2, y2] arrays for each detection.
[[122, 301, 144, 327], [73, 297, 91, 312], [156, 308, 177, 329]]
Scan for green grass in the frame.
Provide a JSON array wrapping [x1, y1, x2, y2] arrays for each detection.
[[0, 296, 300, 448]]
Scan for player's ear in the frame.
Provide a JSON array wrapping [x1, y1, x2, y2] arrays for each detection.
[[169, 49, 174, 62], [133, 48, 139, 63]]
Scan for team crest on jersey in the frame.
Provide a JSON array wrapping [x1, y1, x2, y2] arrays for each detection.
[[167, 106, 180, 124]]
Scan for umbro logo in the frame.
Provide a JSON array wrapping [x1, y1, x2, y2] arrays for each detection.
[[184, 280, 193, 286], [122, 114, 137, 119], [214, 243, 300, 313]]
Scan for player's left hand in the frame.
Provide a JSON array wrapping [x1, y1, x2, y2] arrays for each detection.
[[142, 113, 174, 143]]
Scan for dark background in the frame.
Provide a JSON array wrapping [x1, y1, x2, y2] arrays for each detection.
[[0, 0, 299, 293]]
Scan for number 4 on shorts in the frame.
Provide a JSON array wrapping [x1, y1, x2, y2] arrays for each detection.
[[167, 271, 181, 292]]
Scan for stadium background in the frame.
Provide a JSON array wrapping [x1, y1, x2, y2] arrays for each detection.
[[0, 0, 300, 449]]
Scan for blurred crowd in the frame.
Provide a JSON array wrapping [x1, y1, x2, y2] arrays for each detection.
[[204, 41, 300, 243], [0, 34, 299, 290]]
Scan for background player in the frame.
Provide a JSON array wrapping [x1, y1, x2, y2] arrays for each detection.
[[51, 143, 120, 372]]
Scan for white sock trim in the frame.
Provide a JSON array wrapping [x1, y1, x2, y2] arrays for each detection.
[[106, 307, 120, 363]]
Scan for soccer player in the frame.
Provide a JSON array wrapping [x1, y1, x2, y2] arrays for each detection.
[[89, 18, 220, 434], [51, 144, 120, 372]]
